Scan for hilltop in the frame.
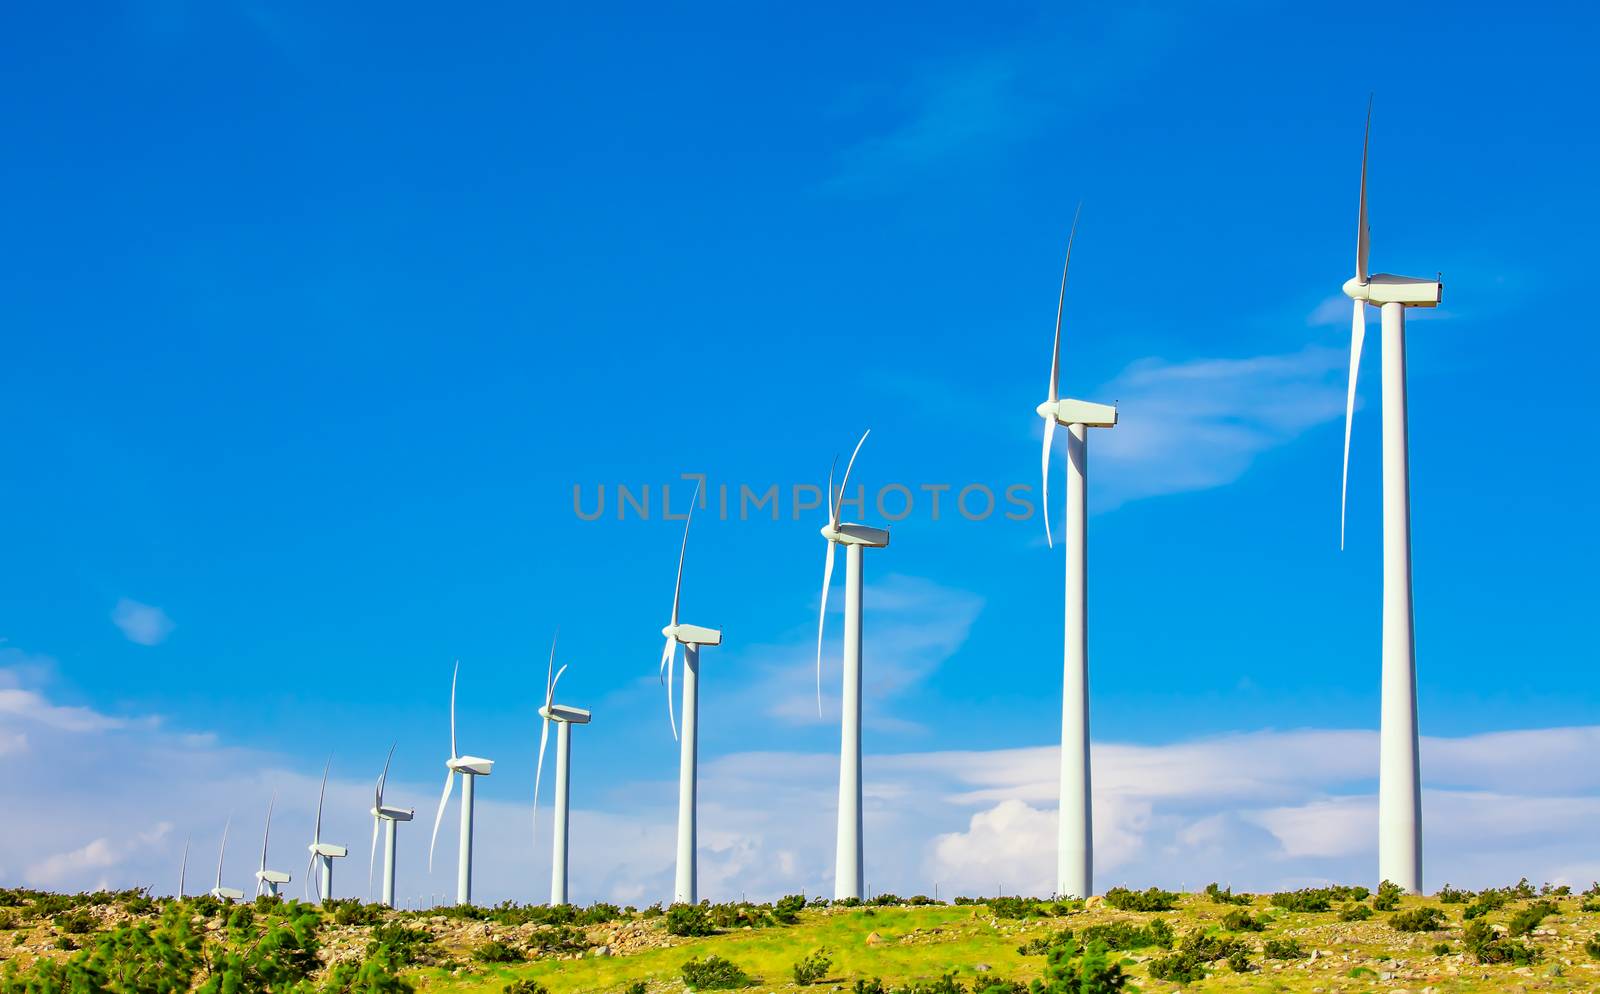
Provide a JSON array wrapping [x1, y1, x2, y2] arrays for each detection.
[[2, 881, 1598, 992]]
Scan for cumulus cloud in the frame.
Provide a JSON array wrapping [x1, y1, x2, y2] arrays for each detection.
[[112, 599, 175, 646]]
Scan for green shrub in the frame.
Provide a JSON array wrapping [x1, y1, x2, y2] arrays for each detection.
[[853, 981, 887, 994], [988, 897, 1059, 919], [1146, 929, 1248, 983], [1373, 880, 1403, 911], [1432, 942, 1453, 955], [1463, 919, 1539, 965], [1585, 935, 1600, 959], [0, 912, 16, 931], [665, 903, 716, 937], [1339, 902, 1373, 922], [774, 895, 806, 925], [51, 910, 96, 935], [1101, 887, 1177, 912], [1262, 938, 1305, 959], [1268, 885, 1366, 914], [473, 939, 524, 964], [1017, 929, 1071, 955], [504, 981, 549, 994], [1029, 937, 1128, 993], [1080, 918, 1174, 950], [326, 899, 384, 926], [1436, 884, 1472, 904], [1463, 890, 1509, 920], [368, 923, 442, 965], [1203, 883, 1248, 905], [1391, 906, 1448, 932], [1226, 950, 1252, 973], [681, 954, 753, 989], [1221, 909, 1264, 932], [1508, 900, 1560, 937], [621, 982, 647, 994], [792, 948, 832, 985]]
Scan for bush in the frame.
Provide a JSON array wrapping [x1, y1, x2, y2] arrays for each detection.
[[622, 983, 647, 994], [1339, 902, 1373, 922], [988, 896, 1060, 919], [326, 899, 384, 926], [473, 939, 524, 964], [1030, 937, 1128, 993], [1017, 929, 1071, 955], [1585, 935, 1600, 959], [1101, 887, 1177, 912], [1080, 918, 1174, 950], [1262, 938, 1305, 959], [504, 982, 549, 994], [1221, 909, 1264, 932], [1226, 950, 1252, 973], [792, 949, 833, 985], [1432, 942, 1453, 955], [1146, 929, 1249, 984], [1270, 885, 1366, 913], [1463, 891, 1509, 920], [1203, 883, 1249, 905], [1508, 900, 1560, 937], [774, 894, 806, 924], [1436, 884, 1472, 904], [1463, 920, 1539, 965], [51, 910, 96, 935], [1391, 906, 1448, 932], [1373, 880, 1403, 912], [368, 923, 442, 965], [853, 981, 887, 994], [1582, 897, 1600, 913], [681, 954, 753, 990], [665, 903, 716, 937]]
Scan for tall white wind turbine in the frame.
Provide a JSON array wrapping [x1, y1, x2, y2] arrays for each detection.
[[1338, 100, 1440, 895], [657, 480, 722, 905], [369, 744, 413, 908], [1035, 208, 1116, 900], [430, 662, 494, 906], [254, 793, 292, 898], [814, 430, 888, 901], [533, 636, 591, 906], [305, 761, 349, 905], [209, 816, 245, 901]]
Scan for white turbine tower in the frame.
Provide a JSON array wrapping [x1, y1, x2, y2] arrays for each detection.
[[209, 816, 245, 901], [657, 480, 722, 905], [430, 662, 494, 906], [254, 793, 292, 898], [305, 761, 348, 905], [1035, 209, 1116, 900], [368, 744, 413, 908], [814, 430, 888, 901], [1338, 100, 1440, 895], [533, 636, 591, 906]]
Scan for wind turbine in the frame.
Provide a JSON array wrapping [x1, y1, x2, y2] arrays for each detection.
[[369, 744, 413, 908], [1338, 99, 1440, 895], [305, 761, 348, 905], [254, 792, 292, 899], [533, 636, 591, 906], [430, 661, 494, 906], [657, 479, 722, 905], [209, 815, 245, 900], [814, 430, 888, 901], [1035, 207, 1116, 900]]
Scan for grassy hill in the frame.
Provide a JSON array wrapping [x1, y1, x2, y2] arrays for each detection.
[[3, 882, 1598, 993]]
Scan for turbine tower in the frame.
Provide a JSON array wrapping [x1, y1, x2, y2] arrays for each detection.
[[657, 480, 722, 905], [254, 793, 292, 899], [430, 662, 494, 906], [533, 636, 592, 906], [814, 430, 888, 901], [1338, 100, 1439, 895], [209, 815, 245, 900], [369, 744, 413, 908], [305, 761, 348, 905], [1035, 208, 1116, 899]]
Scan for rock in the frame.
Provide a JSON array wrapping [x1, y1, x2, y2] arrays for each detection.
[[591, 945, 612, 957], [865, 932, 884, 946], [1084, 896, 1103, 909], [975, 963, 991, 973]]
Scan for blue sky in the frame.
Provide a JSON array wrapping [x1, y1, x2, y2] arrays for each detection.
[[3, 2, 1598, 902]]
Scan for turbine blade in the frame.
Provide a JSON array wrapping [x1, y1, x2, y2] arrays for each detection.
[[260, 792, 276, 873], [815, 539, 836, 717], [314, 759, 329, 845], [180, 838, 189, 898], [1357, 96, 1371, 283], [304, 851, 317, 903], [533, 716, 551, 852], [369, 813, 380, 898], [377, 742, 395, 809], [1341, 299, 1366, 550], [217, 814, 231, 889], [450, 660, 459, 760], [429, 769, 454, 872], [832, 430, 871, 529], [545, 632, 559, 704], [1040, 417, 1057, 548], [663, 636, 679, 741], [548, 663, 568, 706], [1048, 204, 1080, 406], [825, 457, 837, 524], [670, 479, 701, 626]]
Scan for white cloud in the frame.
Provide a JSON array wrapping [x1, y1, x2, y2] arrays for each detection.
[[112, 598, 176, 646]]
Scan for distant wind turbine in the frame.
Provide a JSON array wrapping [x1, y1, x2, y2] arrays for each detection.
[[814, 430, 888, 901], [209, 815, 245, 900], [305, 761, 348, 905], [254, 792, 292, 898], [533, 635, 591, 906], [178, 837, 189, 898], [1035, 207, 1116, 899], [1338, 99, 1440, 895], [430, 662, 494, 906], [369, 744, 413, 908], [657, 479, 722, 905]]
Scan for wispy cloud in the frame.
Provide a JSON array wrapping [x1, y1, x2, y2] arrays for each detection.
[[112, 598, 176, 646]]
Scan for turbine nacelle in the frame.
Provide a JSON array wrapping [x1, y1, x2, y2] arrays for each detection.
[[210, 886, 245, 900], [255, 870, 291, 885], [1342, 274, 1442, 306], [373, 805, 414, 822], [539, 703, 592, 724], [663, 622, 722, 647], [821, 522, 889, 548], [1037, 398, 1117, 428], [448, 756, 494, 776], [309, 843, 348, 858]]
